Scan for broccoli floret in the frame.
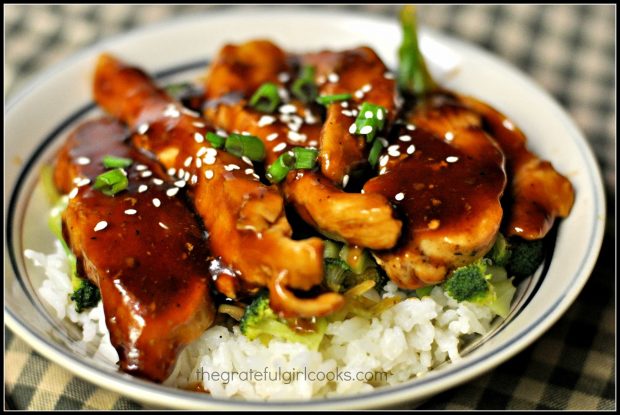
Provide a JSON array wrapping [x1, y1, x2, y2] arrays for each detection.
[[71, 279, 101, 313], [486, 234, 512, 267], [506, 238, 545, 279], [324, 258, 351, 293], [240, 293, 326, 350], [443, 260, 516, 318]]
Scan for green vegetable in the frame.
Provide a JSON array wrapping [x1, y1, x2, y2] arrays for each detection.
[[40, 164, 61, 204], [323, 240, 343, 259], [71, 279, 101, 313], [398, 5, 438, 95], [368, 138, 383, 168], [266, 152, 295, 183], [415, 285, 434, 298], [206, 132, 226, 149], [339, 244, 374, 274], [442, 259, 516, 318], [292, 147, 318, 169], [322, 242, 386, 293], [353, 102, 387, 142], [92, 168, 128, 196], [225, 133, 266, 162], [291, 66, 317, 103], [486, 233, 512, 267], [316, 93, 352, 106], [506, 238, 545, 279], [164, 82, 194, 99], [102, 155, 133, 169], [240, 292, 327, 350], [324, 258, 352, 293], [249, 82, 281, 113]]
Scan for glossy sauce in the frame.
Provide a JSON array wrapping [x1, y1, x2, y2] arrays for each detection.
[[55, 117, 215, 382]]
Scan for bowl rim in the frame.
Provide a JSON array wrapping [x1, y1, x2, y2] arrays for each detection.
[[4, 7, 607, 410]]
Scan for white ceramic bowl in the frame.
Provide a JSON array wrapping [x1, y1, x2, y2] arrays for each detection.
[[4, 9, 605, 410]]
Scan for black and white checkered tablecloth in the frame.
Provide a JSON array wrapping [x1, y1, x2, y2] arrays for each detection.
[[4, 4, 616, 410]]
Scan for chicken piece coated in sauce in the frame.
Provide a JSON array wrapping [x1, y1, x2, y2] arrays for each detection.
[[54, 117, 215, 382], [203, 41, 402, 250], [93, 53, 343, 318], [364, 94, 507, 289], [457, 96, 575, 240]]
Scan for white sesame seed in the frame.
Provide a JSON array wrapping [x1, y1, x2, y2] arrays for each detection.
[[348, 124, 357, 134], [342, 110, 355, 117], [76, 178, 90, 187], [196, 147, 208, 157], [379, 167, 387, 175], [138, 184, 148, 193], [444, 132, 454, 141], [152, 198, 161, 207], [120, 169, 128, 176], [502, 119, 515, 130], [407, 144, 416, 155], [273, 142, 287, 152], [341, 101, 349, 108], [379, 155, 389, 167], [158, 222, 169, 230], [304, 110, 318, 124], [163, 104, 180, 118], [184, 171, 190, 181], [316, 75, 326, 85], [446, 156, 459, 163], [140, 170, 152, 178], [205, 148, 218, 157], [75, 157, 90, 165], [124, 209, 137, 215], [277, 87, 289, 101], [327, 73, 340, 83], [224, 164, 240, 171], [167, 167, 176, 176], [406, 124, 416, 131], [135, 164, 148, 171], [342, 174, 350, 188], [193, 121, 206, 128], [174, 180, 186, 188], [258, 115, 276, 127], [194, 132, 204, 143], [184, 156, 193, 167], [152, 178, 164, 185], [287, 130, 307, 142], [241, 156, 253, 165], [395, 192, 405, 201], [204, 155, 216, 165], [279, 104, 297, 114], [308, 140, 318, 147], [384, 72, 395, 79], [68, 187, 79, 199], [266, 133, 279, 142], [178, 168, 185, 178], [166, 187, 179, 197], [216, 128, 228, 136], [244, 168, 254, 175], [351, 109, 359, 116], [399, 135, 412, 142], [205, 170, 214, 180], [388, 145, 401, 157], [379, 138, 389, 148], [277, 72, 290, 83], [514, 227, 524, 233], [94, 221, 108, 232], [354, 90, 364, 99], [241, 131, 251, 136], [359, 125, 373, 135], [137, 123, 149, 135], [377, 109, 384, 120], [195, 158, 202, 168], [190, 175, 198, 185], [252, 173, 260, 180], [364, 110, 374, 119], [361, 84, 372, 93]]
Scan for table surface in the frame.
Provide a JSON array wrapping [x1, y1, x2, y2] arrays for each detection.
[[4, 4, 615, 411]]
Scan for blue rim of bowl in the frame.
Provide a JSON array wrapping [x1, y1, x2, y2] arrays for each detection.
[[4, 9, 606, 409]]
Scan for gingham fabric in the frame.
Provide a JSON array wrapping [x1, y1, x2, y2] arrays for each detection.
[[4, 4, 615, 411]]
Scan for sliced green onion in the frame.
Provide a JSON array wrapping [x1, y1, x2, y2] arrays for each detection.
[[368, 138, 383, 168], [206, 131, 226, 148], [249, 82, 280, 113], [225, 133, 266, 162], [324, 240, 343, 259], [292, 65, 317, 103], [353, 102, 387, 142], [102, 155, 133, 169], [398, 5, 437, 95], [266, 152, 295, 183], [92, 168, 128, 196], [292, 147, 319, 170], [316, 93, 352, 106]]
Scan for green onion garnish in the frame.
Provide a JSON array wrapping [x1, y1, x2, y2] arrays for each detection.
[[316, 93, 352, 106], [292, 65, 317, 103], [353, 102, 387, 142], [266, 152, 295, 183], [102, 155, 133, 169], [92, 168, 128, 196], [164, 82, 193, 99], [368, 138, 383, 168], [249, 82, 281, 113], [206, 131, 226, 149], [292, 147, 319, 170], [398, 5, 437, 95], [225, 133, 266, 162]]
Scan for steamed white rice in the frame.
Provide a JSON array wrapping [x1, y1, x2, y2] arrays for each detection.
[[26, 242, 497, 401]]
